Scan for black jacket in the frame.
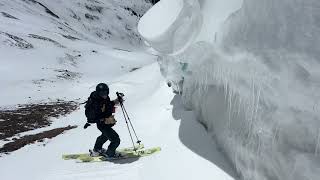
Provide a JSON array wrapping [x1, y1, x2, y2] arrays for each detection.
[[85, 91, 115, 127]]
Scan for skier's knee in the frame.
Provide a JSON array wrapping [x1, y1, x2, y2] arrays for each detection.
[[112, 135, 120, 146], [115, 136, 120, 145]]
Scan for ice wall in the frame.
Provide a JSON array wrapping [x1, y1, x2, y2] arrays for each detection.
[[219, 0, 320, 56], [139, 0, 320, 180], [138, 0, 202, 54], [214, 1, 320, 179]]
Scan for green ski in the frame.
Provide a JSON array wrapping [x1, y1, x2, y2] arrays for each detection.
[[62, 144, 161, 163]]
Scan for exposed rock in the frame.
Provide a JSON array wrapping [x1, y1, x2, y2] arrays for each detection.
[[1, 12, 19, 20]]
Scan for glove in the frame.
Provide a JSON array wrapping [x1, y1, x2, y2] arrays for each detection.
[[118, 96, 124, 103], [117, 92, 125, 103], [84, 123, 91, 129]]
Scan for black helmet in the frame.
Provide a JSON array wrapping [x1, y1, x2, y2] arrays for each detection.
[[96, 83, 109, 97]]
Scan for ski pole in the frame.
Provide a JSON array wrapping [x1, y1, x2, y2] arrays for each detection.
[[118, 96, 136, 150], [116, 92, 142, 145], [120, 101, 141, 145]]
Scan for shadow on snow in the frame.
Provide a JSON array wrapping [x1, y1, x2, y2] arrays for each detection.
[[170, 95, 239, 180]]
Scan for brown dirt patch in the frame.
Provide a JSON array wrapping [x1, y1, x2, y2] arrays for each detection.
[[0, 100, 80, 155], [0, 100, 79, 140], [0, 125, 77, 154]]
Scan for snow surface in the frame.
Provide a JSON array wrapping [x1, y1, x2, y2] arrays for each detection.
[[139, 0, 320, 180], [0, 0, 237, 180], [0, 0, 151, 106], [0, 62, 236, 180]]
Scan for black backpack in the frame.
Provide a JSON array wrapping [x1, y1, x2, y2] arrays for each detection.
[[84, 98, 98, 123]]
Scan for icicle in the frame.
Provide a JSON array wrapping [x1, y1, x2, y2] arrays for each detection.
[[315, 128, 320, 156], [253, 81, 261, 126]]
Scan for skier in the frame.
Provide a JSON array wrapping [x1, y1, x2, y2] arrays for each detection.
[[83, 83, 124, 158]]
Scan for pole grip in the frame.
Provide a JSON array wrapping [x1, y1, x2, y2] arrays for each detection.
[[116, 92, 124, 103]]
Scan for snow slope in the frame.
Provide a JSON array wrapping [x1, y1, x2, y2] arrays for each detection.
[[138, 0, 320, 180], [0, 0, 152, 106], [0, 0, 237, 180], [0, 63, 237, 180]]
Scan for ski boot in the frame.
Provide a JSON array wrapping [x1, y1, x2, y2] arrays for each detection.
[[89, 148, 108, 157]]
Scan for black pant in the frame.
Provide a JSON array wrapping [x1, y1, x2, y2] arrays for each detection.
[[94, 124, 120, 156]]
